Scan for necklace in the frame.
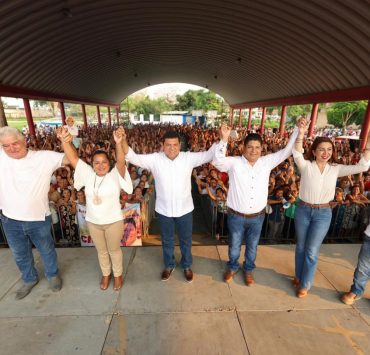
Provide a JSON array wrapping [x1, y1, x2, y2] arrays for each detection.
[[93, 174, 106, 205]]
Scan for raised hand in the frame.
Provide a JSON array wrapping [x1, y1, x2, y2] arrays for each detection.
[[113, 127, 125, 144], [57, 126, 73, 143], [220, 122, 231, 142], [296, 117, 308, 136]]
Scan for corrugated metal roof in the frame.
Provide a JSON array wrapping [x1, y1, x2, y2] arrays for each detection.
[[0, 0, 369, 106]]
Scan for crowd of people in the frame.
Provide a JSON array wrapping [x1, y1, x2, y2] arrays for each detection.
[[10, 121, 370, 248], [1, 118, 370, 305]]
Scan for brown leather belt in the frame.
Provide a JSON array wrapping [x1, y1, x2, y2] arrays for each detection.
[[227, 207, 265, 219], [299, 200, 331, 209]]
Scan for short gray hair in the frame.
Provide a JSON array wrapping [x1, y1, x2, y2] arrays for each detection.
[[0, 126, 24, 142]]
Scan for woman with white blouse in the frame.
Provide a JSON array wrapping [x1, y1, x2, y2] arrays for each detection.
[[292, 120, 370, 298], [58, 127, 133, 291]]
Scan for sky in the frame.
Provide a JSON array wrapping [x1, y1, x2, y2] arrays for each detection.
[[130, 83, 206, 99], [3, 97, 24, 107]]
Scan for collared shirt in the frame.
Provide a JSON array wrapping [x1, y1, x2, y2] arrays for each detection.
[[293, 148, 370, 204], [0, 149, 64, 221], [126, 145, 216, 217], [213, 127, 298, 214]]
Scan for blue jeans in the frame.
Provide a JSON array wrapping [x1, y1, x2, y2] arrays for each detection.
[[350, 234, 370, 296], [0, 214, 59, 284], [227, 212, 265, 272], [294, 204, 332, 289], [157, 211, 193, 270]]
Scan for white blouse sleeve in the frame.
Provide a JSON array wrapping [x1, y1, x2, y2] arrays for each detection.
[[292, 148, 309, 172], [112, 166, 133, 194], [337, 157, 370, 177], [74, 159, 93, 190]]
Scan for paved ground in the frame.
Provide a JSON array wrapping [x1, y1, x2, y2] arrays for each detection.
[[0, 244, 369, 355]]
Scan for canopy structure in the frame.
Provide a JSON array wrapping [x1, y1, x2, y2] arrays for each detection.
[[0, 0, 369, 107]]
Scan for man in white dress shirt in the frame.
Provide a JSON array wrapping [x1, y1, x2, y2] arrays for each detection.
[[213, 120, 301, 285], [122, 130, 216, 283], [0, 126, 68, 299]]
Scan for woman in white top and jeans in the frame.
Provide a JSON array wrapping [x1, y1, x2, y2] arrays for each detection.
[[58, 127, 133, 291], [292, 120, 370, 298]]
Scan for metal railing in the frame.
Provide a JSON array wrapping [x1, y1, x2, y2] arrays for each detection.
[[0, 191, 157, 248], [206, 197, 368, 244], [141, 190, 156, 238], [1, 198, 366, 247]]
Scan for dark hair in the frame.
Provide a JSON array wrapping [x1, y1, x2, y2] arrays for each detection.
[[163, 130, 181, 143], [243, 133, 263, 146], [274, 187, 284, 194], [307, 137, 338, 164], [95, 141, 105, 149], [92, 149, 110, 162]]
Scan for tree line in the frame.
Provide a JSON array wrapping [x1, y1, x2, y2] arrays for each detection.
[[0, 92, 367, 129]]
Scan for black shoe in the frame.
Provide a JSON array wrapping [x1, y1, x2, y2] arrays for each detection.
[[184, 268, 193, 283], [161, 268, 174, 281], [15, 280, 39, 300]]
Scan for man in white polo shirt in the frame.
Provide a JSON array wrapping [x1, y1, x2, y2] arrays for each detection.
[[122, 129, 216, 283], [0, 127, 69, 299], [213, 120, 302, 285]]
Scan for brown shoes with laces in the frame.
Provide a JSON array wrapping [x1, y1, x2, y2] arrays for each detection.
[[224, 270, 255, 286], [184, 268, 194, 283], [244, 271, 255, 286], [114, 275, 123, 291], [223, 269, 238, 283], [100, 275, 111, 290], [161, 268, 174, 281]]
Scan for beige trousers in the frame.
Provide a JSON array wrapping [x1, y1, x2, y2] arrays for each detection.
[[87, 220, 124, 277]]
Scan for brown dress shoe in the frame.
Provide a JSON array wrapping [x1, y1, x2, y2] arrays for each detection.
[[161, 268, 174, 281], [292, 277, 300, 288], [184, 268, 193, 283], [100, 275, 111, 290], [244, 271, 255, 286], [113, 275, 123, 291], [296, 288, 308, 298], [224, 269, 237, 283]]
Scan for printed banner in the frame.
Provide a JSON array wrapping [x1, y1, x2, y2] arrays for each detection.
[[121, 203, 143, 246], [76, 203, 143, 247], [77, 203, 94, 246]]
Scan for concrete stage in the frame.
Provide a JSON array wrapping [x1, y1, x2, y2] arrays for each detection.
[[0, 244, 369, 355]]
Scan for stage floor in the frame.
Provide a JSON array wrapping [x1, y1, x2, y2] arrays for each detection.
[[0, 244, 369, 355]]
